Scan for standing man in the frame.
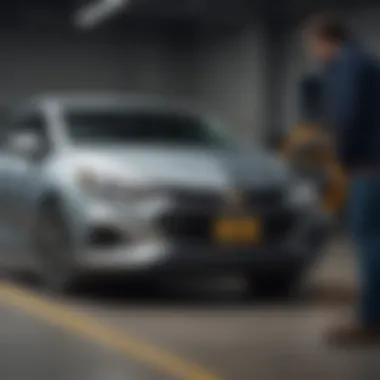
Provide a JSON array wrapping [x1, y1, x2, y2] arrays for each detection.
[[304, 14, 380, 346]]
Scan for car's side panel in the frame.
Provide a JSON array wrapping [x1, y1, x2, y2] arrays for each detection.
[[0, 152, 34, 268]]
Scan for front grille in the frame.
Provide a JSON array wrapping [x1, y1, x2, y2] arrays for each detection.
[[159, 186, 293, 245], [158, 210, 296, 245]]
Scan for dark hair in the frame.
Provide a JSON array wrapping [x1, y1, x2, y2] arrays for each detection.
[[306, 13, 350, 43]]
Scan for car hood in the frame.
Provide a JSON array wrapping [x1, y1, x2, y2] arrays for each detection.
[[64, 145, 290, 190]]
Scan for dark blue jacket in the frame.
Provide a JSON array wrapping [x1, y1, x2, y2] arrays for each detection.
[[323, 43, 380, 170], [300, 75, 323, 122]]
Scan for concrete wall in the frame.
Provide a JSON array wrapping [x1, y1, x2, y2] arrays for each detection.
[[193, 25, 267, 141], [8, 11, 380, 143], [0, 26, 190, 107], [0, 22, 269, 141], [347, 9, 380, 51]]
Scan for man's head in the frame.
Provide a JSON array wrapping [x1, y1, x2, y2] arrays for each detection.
[[303, 13, 350, 62]]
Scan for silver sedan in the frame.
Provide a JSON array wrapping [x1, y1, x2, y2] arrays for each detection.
[[0, 94, 330, 295]]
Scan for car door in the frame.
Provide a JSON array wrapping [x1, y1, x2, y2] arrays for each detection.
[[1, 110, 52, 266]]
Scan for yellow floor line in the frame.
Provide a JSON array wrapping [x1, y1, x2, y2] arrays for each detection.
[[0, 283, 221, 380]]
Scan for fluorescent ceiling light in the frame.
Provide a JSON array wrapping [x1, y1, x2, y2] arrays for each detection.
[[74, 0, 130, 29]]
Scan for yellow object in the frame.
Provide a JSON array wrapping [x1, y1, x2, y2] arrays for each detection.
[[279, 123, 348, 215], [213, 218, 262, 244]]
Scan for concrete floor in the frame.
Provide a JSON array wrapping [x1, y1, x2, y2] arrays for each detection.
[[2, 238, 379, 380], [0, 306, 166, 380]]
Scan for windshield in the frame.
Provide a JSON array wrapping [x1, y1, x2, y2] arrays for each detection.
[[64, 109, 234, 148]]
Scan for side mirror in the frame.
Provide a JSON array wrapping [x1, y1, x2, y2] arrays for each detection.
[[7, 131, 43, 160]]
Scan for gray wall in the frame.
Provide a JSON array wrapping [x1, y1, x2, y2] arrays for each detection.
[[0, 26, 191, 105], [3, 11, 379, 143], [193, 25, 267, 141], [347, 9, 380, 52], [0, 22, 268, 141]]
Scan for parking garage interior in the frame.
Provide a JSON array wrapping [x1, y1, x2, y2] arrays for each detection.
[[2, 0, 380, 380]]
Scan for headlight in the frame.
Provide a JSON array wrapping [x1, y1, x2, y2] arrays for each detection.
[[76, 169, 157, 203], [286, 181, 319, 207]]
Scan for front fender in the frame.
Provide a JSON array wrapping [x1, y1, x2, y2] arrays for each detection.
[[35, 185, 89, 246]]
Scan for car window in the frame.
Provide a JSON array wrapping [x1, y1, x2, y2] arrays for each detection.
[[64, 109, 234, 148]]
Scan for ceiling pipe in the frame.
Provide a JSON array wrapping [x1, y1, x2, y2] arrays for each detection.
[[73, 0, 130, 29]]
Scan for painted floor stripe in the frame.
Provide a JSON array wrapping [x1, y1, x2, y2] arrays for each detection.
[[0, 283, 221, 380]]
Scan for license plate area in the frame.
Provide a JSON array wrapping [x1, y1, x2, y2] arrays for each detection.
[[213, 217, 262, 245]]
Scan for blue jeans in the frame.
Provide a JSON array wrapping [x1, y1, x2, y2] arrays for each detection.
[[349, 174, 380, 325]]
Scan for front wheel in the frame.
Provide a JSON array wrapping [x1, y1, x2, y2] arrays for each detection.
[[33, 202, 80, 294]]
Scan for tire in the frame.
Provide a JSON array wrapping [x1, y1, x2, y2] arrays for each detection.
[[246, 270, 303, 300], [33, 201, 80, 294]]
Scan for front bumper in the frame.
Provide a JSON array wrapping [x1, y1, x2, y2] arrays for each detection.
[[72, 196, 331, 274], [76, 243, 313, 276], [74, 206, 331, 276]]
